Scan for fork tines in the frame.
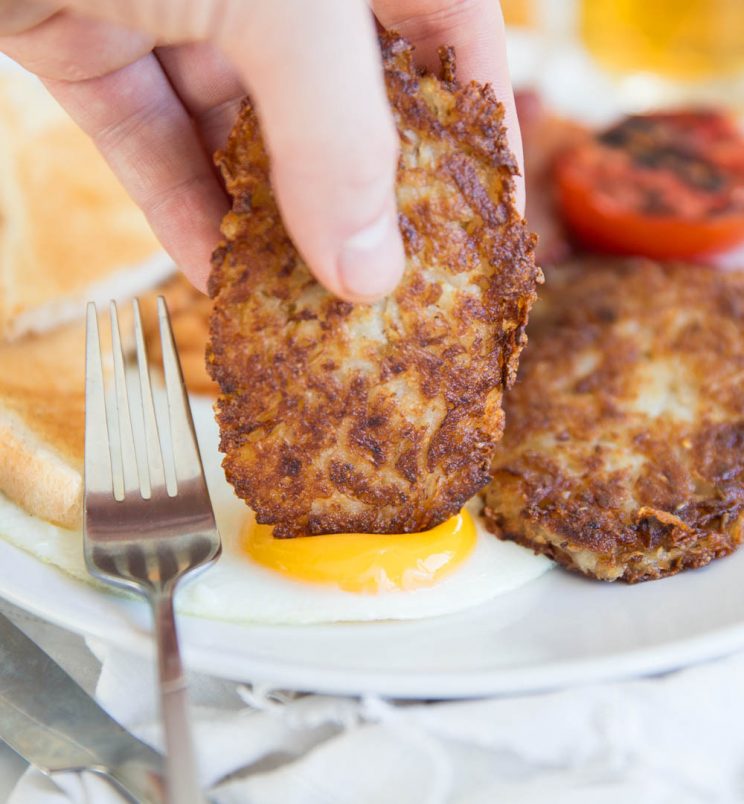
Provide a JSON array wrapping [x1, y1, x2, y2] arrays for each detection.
[[85, 298, 204, 505]]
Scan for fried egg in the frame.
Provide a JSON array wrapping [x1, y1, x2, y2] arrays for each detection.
[[0, 396, 551, 624]]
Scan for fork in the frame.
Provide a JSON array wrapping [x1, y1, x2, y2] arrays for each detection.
[[84, 297, 221, 804]]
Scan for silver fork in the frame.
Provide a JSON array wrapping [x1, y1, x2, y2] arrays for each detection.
[[84, 297, 221, 804]]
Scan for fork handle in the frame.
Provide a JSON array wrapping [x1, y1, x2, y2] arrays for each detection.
[[151, 590, 204, 804]]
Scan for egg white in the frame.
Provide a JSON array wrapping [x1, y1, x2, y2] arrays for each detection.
[[0, 397, 551, 624]]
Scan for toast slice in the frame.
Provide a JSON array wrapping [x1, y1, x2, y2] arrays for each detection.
[[0, 277, 214, 529], [0, 66, 173, 341]]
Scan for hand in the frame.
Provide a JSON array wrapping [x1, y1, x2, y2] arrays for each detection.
[[0, 0, 522, 301]]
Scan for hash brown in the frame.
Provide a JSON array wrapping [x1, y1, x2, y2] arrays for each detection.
[[483, 258, 744, 582], [208, 32, 540, 537]]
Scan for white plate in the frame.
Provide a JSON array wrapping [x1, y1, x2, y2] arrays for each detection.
[[5, 42, 744, 699], [4, 533, 744, 699]]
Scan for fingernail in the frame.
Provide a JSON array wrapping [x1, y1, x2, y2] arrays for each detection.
[[338, 208, 405, 301]]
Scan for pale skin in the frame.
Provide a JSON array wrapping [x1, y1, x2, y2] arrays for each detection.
[[0, 0, 523, 302]]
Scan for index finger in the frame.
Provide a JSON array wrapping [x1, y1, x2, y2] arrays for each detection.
[[373, 0, 524, 214]]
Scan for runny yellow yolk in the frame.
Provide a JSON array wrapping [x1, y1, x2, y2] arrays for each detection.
[[241, 508, 477, 594]]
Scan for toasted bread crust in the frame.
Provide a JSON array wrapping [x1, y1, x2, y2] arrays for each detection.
[[208, 32, 539, 537], [483, 258, 744, 582]]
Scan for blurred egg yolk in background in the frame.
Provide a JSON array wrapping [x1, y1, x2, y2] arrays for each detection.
[[242, 509, 477, 594]]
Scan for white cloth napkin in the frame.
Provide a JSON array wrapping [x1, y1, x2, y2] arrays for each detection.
[[9, 638, 744, 804]]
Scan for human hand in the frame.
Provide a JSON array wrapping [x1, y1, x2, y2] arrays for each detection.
[[0, 0, 522, 301]]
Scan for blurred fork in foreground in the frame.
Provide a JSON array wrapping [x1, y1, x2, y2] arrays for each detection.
[[84, 297, 221, 804]]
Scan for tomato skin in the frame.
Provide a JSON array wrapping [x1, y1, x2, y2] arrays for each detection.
[[556, 156, 744, 259], [555, 111, 744, 260]]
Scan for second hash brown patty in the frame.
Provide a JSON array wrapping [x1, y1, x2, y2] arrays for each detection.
[[207, 32, 540, 537], [483, 257, 744, 582]]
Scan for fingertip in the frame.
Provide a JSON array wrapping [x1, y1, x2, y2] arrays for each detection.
[[501, 95, 526, 217], [178, 259, 210, 295], [515, 174, 526, 219], [336, 199, 406, 302]]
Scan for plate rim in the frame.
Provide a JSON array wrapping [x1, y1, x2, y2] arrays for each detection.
[[3, 538, 744, 699]]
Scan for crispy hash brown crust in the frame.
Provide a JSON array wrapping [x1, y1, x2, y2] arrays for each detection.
[[208, 32, 539, 537], [483, 258, 744, 582]]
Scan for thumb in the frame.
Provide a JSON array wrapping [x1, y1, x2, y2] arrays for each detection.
[[221, 0, 406, 302]]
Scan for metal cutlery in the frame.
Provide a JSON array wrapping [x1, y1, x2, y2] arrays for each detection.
[[84, 298, 221, 804], [0, 610, 164, 802]]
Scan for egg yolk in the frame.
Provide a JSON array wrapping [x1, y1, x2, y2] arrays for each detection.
[[242, 509, 477, 594]]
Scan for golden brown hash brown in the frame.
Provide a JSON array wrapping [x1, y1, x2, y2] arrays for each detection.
[[483, 258, 744, 582], [207, 31, 540, 537]]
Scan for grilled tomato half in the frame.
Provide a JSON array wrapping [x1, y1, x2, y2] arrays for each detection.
[[555, 110, 744, 259]]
